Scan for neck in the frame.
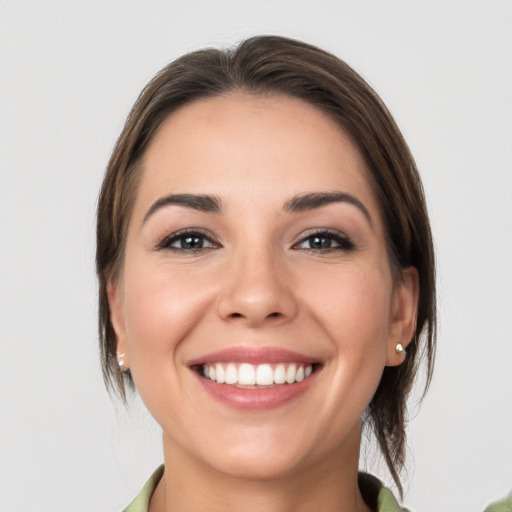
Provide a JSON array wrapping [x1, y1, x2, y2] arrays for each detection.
[[150, 424, 371, 512]]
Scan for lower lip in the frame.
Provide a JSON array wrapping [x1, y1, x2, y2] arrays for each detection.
[[195, 372, 318, 411]]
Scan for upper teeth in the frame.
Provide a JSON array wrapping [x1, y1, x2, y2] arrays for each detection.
[[202, 362, 313, 386]]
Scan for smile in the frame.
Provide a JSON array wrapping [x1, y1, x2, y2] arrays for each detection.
[[188, 347, 321, 410], [201, 362, 314, 387]]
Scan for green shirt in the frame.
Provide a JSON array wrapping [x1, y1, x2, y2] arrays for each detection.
[[484, 492, 512, 512], [122, 466, 512, 512], [122, 465, 409, 512]]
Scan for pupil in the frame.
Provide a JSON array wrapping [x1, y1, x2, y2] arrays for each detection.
[[182, 236, 202, 249], [311, 236, 331, 249]]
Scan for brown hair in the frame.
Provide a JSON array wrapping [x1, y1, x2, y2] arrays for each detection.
[[96, 35, 436, 494]]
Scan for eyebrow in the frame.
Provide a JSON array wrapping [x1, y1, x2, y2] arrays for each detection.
[[142, 190, 372, 227], [143, 193, 222, 223], [284, 191, 373, 226]]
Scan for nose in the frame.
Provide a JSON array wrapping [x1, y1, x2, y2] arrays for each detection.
[[216, 247, 298, 327]]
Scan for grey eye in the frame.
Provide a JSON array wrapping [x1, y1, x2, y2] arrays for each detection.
[[295, 231, 355, 252], [301, 236, 334, 250], [160, 231, 219, 251], [176, 235, 206, 249]]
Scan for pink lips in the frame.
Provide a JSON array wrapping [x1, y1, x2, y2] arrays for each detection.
[[188, 347, 320, 411], [187, 347, 318, 366]]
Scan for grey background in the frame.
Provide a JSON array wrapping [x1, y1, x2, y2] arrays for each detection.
[[1, 1, 511, 511]]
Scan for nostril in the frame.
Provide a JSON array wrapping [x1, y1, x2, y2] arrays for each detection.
[[228, 311, 280, 319]]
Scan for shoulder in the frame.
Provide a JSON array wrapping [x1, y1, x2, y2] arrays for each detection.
[[122, 465, 164, 512], [358, 473, 410, 512], [359, 473, 512, 512], [483, 491, 512, 512]]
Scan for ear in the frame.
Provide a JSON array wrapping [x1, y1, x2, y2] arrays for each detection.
[[107, 279, 130, 369], [385, 267, 419, 367]]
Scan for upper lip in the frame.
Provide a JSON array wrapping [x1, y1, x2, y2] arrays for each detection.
[[187, 347, 320, 366]]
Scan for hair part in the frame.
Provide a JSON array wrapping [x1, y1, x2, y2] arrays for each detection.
[[96, 35, 436, 495]]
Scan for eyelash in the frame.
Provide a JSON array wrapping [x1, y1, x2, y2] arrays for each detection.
[[156, 228, 354, 254], [156, 229, 221, 252], [292, 229, 355, 253]]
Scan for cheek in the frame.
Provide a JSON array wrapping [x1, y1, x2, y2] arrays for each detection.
[[282, 264, 393, 452], [302, 264, 392, 403], [302, 263, 393, 349], [122, 259, 213, 368], [120, 258, 219, 423]]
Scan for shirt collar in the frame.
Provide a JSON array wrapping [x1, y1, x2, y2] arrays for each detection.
[[122, 465, 408, 512]]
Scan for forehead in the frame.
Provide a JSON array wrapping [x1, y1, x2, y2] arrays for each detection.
[[133, 93, 379, 220]]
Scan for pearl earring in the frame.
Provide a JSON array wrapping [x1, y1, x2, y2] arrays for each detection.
[[118, 353, 128, 373], [395, 343, 405, 354]]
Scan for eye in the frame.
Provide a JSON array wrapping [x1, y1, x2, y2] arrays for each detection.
[[294, 230, 355, 252], [157, 229, 220, 252]]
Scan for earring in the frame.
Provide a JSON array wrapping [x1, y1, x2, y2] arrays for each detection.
[[118, 353, 128, 373], [395, 343, 405, 354]]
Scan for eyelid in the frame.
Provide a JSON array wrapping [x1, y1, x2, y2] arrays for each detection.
[[292, 228, 355, 251], [155, 227, 221, 251]]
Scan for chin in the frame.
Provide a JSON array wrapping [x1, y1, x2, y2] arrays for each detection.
[[206, 447, 307, 481], [189, 423, 336, 482]]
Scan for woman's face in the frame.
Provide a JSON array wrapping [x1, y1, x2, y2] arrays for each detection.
[[109, 93, 417, 479]]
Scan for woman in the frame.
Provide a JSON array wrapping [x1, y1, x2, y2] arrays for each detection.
[[96, 35, 436, 512]]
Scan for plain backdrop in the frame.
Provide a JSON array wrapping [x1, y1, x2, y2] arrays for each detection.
[[1, 1, 511, 511]]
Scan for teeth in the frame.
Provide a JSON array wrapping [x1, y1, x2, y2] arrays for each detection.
[[238, 363, 256, 385], [286, 363, 297, 384], [274, 364, 286, 384], [201, 362, 314, 386], [225, 363, 237, 385], [256, 364, 274, 385], [215, 363, 225, 384]]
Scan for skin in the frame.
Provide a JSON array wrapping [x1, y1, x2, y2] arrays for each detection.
[[108, 93, 419, 512]]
